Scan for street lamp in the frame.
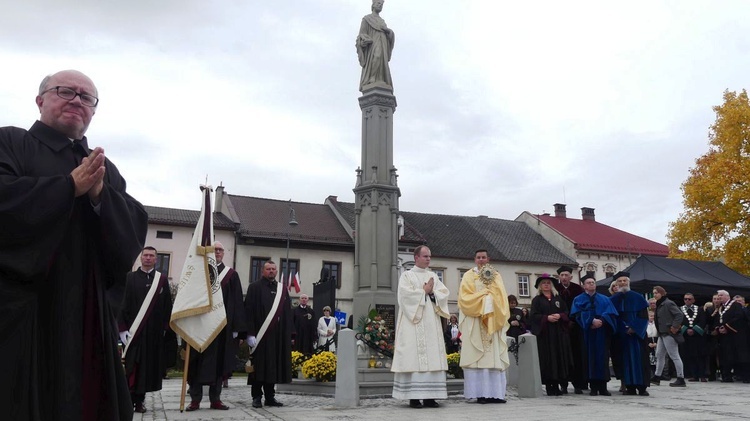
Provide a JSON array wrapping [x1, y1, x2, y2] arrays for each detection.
[[285, 199, 298, 287]]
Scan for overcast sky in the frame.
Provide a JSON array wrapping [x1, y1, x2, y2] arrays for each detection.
[[2, 1, 748, 245]]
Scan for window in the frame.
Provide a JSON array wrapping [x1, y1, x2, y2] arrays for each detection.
[[250, 256, 271, 284], [432, 269, 444, 284], [603, 263, 617, 278], [156, 253, 171, 278], [322, 261, 342, 289], [156, 230, 173, 239], [280, 258, 300, 280], [458, 269, 468, 283], [517, 274, 530, 297]]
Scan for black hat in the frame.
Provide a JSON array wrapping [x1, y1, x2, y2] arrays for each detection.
[[612, 271, 630, 280], [580, 274, 596, 283], [557, 265, 574, 275], [535, 274, 556, 289]]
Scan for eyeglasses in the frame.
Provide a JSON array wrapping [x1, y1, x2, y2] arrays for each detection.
[[684, 297, 694, 301], [42, 86, 99, 107]]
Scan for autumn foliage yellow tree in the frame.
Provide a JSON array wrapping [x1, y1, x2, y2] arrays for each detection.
[[667, 89, 750, 275]]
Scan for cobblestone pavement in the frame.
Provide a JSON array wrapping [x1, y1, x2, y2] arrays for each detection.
[[137, 377, 750, 421]]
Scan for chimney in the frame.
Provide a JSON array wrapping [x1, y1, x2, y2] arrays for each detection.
[[553, 203, 567, 218], [215, 185, 224, 213], [581, 207, 595, 221]]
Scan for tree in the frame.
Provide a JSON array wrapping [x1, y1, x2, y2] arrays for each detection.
[[667, 89, 750, 275]]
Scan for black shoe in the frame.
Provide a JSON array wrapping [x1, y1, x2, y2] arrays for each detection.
[[477, 397, 487, 404], [265, 398, 284, 407], [487, 398, 506, 403], [185, 401, 200, 411], [590, 390, 599, 396], [650, 376, 661, 386], [669, 377, 686, 387], [721, 379, 734, 383], [409, 399, 423, 408], [599, 389, 611, 396], [559, 387, 568, 395], [134, 403, 146, 413], [423, 399, 440, 408], [252, 398, 262, 408], [622, 389, 637, 395], [574, 388, 583, 394]]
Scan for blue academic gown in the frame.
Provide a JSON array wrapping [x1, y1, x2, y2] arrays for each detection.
[[570, 292, 618, 382], [610, 291, 651, 387]]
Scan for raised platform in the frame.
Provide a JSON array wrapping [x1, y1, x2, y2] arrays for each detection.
[[279, 353, 464, 397], [278, 377, 464, 397]]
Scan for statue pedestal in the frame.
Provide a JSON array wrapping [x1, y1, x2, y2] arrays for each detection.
[[516, 333, 542, 398], [351, 88, 400, 327]]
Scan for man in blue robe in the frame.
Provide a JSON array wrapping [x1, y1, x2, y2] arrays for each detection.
[[610, 272, 651, 395], [570, 275, 619, 396]]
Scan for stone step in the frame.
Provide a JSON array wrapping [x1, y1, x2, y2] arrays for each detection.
[[277, 378, 464, 398]]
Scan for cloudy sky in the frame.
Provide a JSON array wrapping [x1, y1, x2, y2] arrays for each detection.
[[2, 1, 748, 245]]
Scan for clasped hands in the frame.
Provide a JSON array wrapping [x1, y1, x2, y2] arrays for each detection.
[[547, 313, 561, 323], [71, 146, 106, 204], [423, 277, 434, 294]]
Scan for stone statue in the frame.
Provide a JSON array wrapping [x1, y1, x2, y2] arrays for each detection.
[[356, 0, 395, 92]]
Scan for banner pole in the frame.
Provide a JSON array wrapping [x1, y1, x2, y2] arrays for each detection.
[[179, 346, 191, 412]]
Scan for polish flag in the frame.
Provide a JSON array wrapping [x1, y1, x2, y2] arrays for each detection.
[[289, 272, 301, 293]]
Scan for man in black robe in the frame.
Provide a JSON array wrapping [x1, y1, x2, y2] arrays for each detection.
[[0, 69, 147, 421], [714, 290, 749, 382], [293, 294, 317, 354], [551, 265, 586, 394], [245, 260, 292, 408], [119, 247, 173, 413], [678, 293, 708, 382], [185, 241, 247, 411]]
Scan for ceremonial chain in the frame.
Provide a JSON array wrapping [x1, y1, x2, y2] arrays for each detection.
[[681, 304, 697, 327], [718, 300, 735, 324]]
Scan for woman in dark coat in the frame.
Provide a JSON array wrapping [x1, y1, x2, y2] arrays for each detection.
[[530, 275, 574, 396]]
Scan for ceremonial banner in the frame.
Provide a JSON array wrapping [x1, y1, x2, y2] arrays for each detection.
[[170, 186, 227, 352]]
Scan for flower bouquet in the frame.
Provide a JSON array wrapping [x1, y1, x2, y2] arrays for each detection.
[[291, 350, 307, 378], [356, 309, 395, 357]]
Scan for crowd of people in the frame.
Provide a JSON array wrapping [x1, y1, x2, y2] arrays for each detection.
[[2, 69, 748, 417]]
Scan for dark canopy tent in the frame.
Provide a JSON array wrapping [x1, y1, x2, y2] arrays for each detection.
[[596, 255, 750, 303]]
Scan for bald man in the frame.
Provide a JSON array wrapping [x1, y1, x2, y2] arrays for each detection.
[[0, 70, 147, 420]]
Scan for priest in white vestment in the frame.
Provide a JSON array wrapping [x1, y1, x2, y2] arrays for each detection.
[[458, 249, 510, 404], [392, 245, 451, 408]]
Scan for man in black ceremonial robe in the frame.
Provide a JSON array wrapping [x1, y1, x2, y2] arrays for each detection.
[[185, 241, 247, 411], [119, 247, 173, 413], [293, 293, 317, 354], [245, 260, 292, 408], [551, 265, 587, 394], [0, 69, 148, 421]]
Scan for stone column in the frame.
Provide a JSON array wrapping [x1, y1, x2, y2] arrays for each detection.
[[352, 86, 401, 326], [335, 329, 359, 407]]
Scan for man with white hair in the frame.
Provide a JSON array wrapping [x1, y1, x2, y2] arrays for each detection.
[[293, 294, 317, 354], [714, 290, 749, 382], [610, 272, 651, 396]]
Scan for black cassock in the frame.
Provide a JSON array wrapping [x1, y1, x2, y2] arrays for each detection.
[[119, 270, 172, 395], [244, 277, 292, 384], [0, 121, 147, 421], [188, 264, 247, 383], [293, 305, 317, 354], [530, 294, 574, 385]]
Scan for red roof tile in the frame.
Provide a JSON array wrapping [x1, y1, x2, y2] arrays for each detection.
[[536, 214, 669, 256]]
